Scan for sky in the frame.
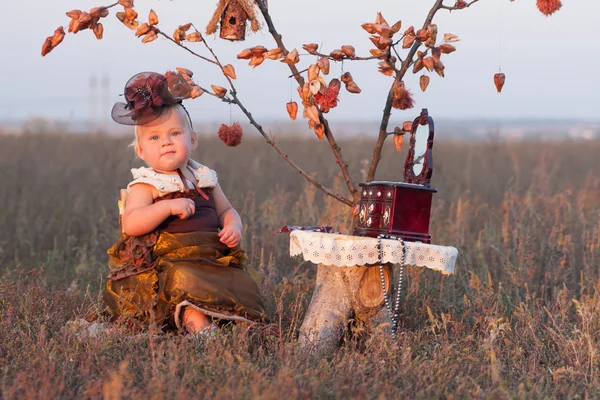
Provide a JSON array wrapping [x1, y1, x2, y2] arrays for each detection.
[[1, 0, 599, 127]]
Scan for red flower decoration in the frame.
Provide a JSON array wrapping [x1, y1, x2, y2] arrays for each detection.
[[124, 73, 170, 119], [314, 79, 341, 113], [218, 122, 243, 147], [536, 0, 562, 16], [392, 81, 415, 110]]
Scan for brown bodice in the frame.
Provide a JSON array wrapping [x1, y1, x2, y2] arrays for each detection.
[[153, 188, 220, 233]]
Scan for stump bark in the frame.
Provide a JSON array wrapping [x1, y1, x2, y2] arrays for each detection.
[[298, 263, 391, 352]]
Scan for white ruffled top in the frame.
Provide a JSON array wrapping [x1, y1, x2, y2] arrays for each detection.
[[127, 159, 218, 197]]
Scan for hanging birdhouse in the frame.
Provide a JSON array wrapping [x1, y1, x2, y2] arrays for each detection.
[[206, 0, 262, 42]]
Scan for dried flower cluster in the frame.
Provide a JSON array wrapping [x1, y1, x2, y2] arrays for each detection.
[[536, 0, 562, 16], [218, 123, 243, 147]]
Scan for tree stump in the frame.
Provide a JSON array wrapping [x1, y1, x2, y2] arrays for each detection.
[[298, 263, 391, 352]]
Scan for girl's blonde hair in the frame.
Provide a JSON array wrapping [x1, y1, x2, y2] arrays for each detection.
[[129, 103, 194, 153]]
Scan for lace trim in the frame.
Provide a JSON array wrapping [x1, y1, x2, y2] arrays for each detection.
[[289, 231, 457, 275]]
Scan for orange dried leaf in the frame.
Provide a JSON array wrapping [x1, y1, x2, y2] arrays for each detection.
[[329, 49, 345, 60], [314, 124, 325, 140], [370, 49, 387, 58], [179, 23, 192, 32], [135, 23, 152, 37], [341, 45, 356, 57], [250, 46, 268, 56], [375, 12, 388, 27], [237, 48, 253, 60], [190, 86, 204, 99], [317, 57, 330, 75], [211, 85, 227, 98], [302, 43, 319, 54], [378, 61, 394, 76], [340, 72, 353, 84], [66, 9, 82, 19], [439, 43, 456, 54], [222, 64, 236, 79], [141, 31, 158, 43], [361, 23, 377, 34], [308, 64, 320, 82], [393, 134, 404, 152], [402, 35, 416, 49], [51, 26, 65, 47], [41, 37, 53, 57], [90, 7, 109, 19], [303, 105, 321, 125], [186, 32, 202, 42], [416, 28, 429, 42], [419, 75, 430, 92], [265, 48, 283, 60], [124, 7, 138, 21], [422, 57, 435, 72], [118, 0, 134, 7], [404, 26, 415, 35], [494, 72, 506, 93], [412, 59, 424, 73], [282, 48, 299, 64], [176, 67, 194, 77], [148, 9, 158, 26], [93, 22, 104, 39], [173, 29, 185, 43], [345, 81, 361, 94], [248, 56, 265, 68], [374, 24, 394, 37], [391, 20, 402, 33], [286, 101, 298, 120], [443, 33, 460, 43]]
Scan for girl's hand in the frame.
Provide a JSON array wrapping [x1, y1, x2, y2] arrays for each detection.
[[218, 224, 241, 248], [170, 198, 195, 219]]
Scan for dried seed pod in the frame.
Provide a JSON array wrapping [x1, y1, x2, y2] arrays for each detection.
[[248, 56, 265, 68], [404, 26, 415, 35], [309, 80, 322, 95], [402, 121, 413, 132], [237, 48, 253, 59], [329, 49, 345, 60], [176, 67, 194, 77], [135, 23, 152, 37], [124, 7, 138, 22], [369, 36, 389, 51], [375, 12, 388, 27], [494, 72, 506, 93], [303, 105, 321, 125], [393, 134, 404, 152], [186, 32, 202, 42], [443, 33, 460, 43], [370, 49, 387, 58], [422, 57, 435, 72], [340, 72, 353, 84], [282, 48, 299, 64], [379, 36, 393, 47], [222, 64, 236, 79], [341, 45, 356, 57], [173, 29, 185, 44], [250, 46, 268, 56], [378, 61, 394, 76], [141, 31, 158, 43], [93, 22, 104, 39], [434, 64, 445, 78], [286, 101, 298, 120], [317, 57, 330, 75], [402, 35, 416, 49], [90, 7, 109, 18], [211, 85, 227, 98], [431, 47, 441, 63], [66, 9, 82, 19], [455, 0, 467, 8], [345, 81, 361, 94], [361, 23, 377, 34], [148, 9, 158, 25], [416, 28, 429, 42], [439, 44, 456, 54], [391, 20, 402, 33], [314, 124, 325, 140], [178, 23, 192, 32], [374, 24, 395, 37], [424, 24, 438, 48], [419, 75, 430, 92], [41, 37, 53, 57], [308, 64, 320, 82], [118, 0, 134, 7], [50, 26, 65, 47], [265, 48, 283, 60], [302, 43, 319, 54], [190, 86, 204, 99]]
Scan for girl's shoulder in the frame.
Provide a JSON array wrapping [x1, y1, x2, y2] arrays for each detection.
[[127, 159, 218, 197]]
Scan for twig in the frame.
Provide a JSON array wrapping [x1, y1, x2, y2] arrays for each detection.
[[440, 0, 481, 10], [156, 31, 218, 65], [255, 0, 360, 204]]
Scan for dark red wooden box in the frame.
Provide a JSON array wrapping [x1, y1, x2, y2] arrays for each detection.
[[352, 109, 437, 243]]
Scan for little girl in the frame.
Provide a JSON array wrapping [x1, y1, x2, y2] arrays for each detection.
[[103, 72, 267, 334]]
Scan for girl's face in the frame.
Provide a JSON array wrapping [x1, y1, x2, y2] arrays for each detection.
[[135, 106, 197, 173]]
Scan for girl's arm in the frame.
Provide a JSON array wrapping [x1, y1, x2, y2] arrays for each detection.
[[122, 183, 194, 236], [213, 183, 242, 231]]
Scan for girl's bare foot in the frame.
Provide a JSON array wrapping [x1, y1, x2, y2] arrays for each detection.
[[182, 307, 211, 333]]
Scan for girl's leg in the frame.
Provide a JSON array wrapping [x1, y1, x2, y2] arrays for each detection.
[[182, 307, 212, 333]]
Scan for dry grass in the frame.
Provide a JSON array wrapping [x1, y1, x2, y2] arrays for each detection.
[[1, 132, 600, 398]]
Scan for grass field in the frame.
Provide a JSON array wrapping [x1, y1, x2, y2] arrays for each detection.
[[1, 132, 599, 398]]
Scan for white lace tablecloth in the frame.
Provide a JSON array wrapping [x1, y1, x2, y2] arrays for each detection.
[[290, 231, 458, 275]]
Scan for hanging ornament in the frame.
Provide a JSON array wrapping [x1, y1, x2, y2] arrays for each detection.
[[494, 72, 506, 93], [218, 123, 243, 146]]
